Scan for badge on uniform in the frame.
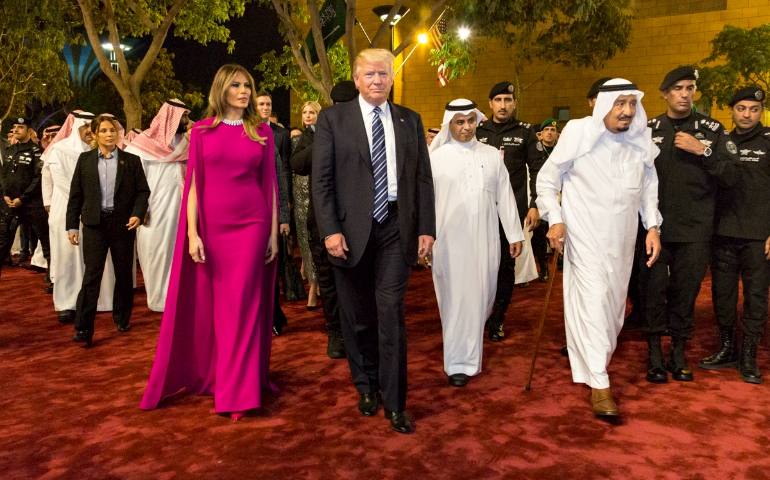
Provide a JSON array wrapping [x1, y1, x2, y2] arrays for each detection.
[[536, 141, 543, 151], [726, 141, 738, 155], [653, 137, 663, 144]]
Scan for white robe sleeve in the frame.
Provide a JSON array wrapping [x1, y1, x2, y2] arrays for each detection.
[[495, 157, 524, 244], [639, 163, 663, 230], [536, 157, 571, 225], [41, 160, 53, 207]]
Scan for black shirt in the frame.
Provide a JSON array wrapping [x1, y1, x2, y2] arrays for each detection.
[[476, 118, 543, 219], [648, 112, 738, 242], [714, 122, 770, 240], [0, 140, 44, 210]]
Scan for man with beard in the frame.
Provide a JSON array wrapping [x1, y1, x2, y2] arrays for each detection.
[[699, 86, 770, 384], [475, 81, 544, 342]]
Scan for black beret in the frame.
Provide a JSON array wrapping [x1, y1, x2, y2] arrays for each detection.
[[330, 81, 358, 103], [728, 86, 765, 107], [587, 77, 612, 99], [427, 128, 440, 135], [13, 117, 32, 126], [489, 81, 515, 99], [660, 66, 698, 91]]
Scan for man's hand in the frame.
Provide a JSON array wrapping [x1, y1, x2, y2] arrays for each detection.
[[509, 241, 522, 259], [279, 223, 290, 235], [45, 206, 50, 213], [674, 132, 705, 156], [646, 228, 662, 267], [9, 198, 21, 208], [546, 222, 567, 254], [3, 196, 10, 207], [68, 232, 79, 245], [325, 233, 349, 260], [144, 210, 151, 226], [765, 236, 770, 260], [126, 216, 141, 230], [418, 235, 434, 260], [524, 208, 541, 231]]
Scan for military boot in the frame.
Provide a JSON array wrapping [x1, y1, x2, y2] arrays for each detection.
[[645, 334, 668, 383], [698, 328, 738, 370], [666, 337, 693, 382], [738, 335, 762, 384], [538, 259, 549, 283]]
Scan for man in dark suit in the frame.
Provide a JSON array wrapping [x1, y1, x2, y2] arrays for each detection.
[[66, 115, 150, 347], [312, 49, 436, 434]]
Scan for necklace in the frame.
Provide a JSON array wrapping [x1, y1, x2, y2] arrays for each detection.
[[222, 118, 244, 126]]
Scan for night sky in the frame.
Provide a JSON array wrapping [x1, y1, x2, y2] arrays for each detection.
[[162, 4, 291, 126]]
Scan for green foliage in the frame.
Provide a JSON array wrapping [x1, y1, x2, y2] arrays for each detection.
[[256, 41, 350, 110], [428, 33, 482, 81], [697, 24, 770, 109], [71, 49, 204, 128], [0, 0, 75, 121], [436, 0, 633, 88]]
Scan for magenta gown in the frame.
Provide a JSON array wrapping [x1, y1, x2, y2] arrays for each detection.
[[140, 119, 278, 413]]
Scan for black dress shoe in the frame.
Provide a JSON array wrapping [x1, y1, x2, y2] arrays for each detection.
[[448, 373, 468, 387], [43, 272, 51, 283], [646, 367, 668, 383], [358, 393, 380, 417], [58, 310, 75, 323], [13, 251, 29, 266], [384, 408, 412, 434], [561, 345, 569, 357], [117, 324, 131, 333], [667, 338, 693, 382], [72, 330, 92, 348], [538, 266, 549, 283], [489, 323, 505, 342], [272, 324, 283, 336], [44, 283, 54, 294], [326, 330, 346, 359]]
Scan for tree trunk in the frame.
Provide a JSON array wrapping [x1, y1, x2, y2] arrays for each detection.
[[122, 91, 142, 131]]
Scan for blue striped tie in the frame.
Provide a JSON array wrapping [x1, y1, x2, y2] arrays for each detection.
[[371, 106, 388, 223]]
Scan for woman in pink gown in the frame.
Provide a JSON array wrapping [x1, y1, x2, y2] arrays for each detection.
[[140, 64, 279, 419]]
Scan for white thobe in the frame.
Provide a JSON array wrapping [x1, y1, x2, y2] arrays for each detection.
[[126, 135, 187, 311], [537, 129, 661, 389], [43, 148, 114, 311], [431, 139, 524, 376]]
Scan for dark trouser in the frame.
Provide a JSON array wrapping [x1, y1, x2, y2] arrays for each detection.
[[490, 220, 519, 324], [0, 207, 50, 277], [627, 219, 646, 313], [274, 274, 288, 329], [20, 216, 38, 254], [334, 207, 410, 413], [308, 223, 341, 333], [531, 220, 549, 265], [75, 213, 135, 333], [711, 235, 770, 338], [641, 241, 710, 339]]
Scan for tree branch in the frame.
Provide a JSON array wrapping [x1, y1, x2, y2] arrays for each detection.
[[124, 0, 158, 34], [307, 0, 333, 96], [392, 0, 447, 57], [102, 0, 131, 81], [131, 0, 189, 90], [75, 0, 126, 92], [370, 1, 404, 49], [345, 0, 357, 70], [522, 60, 557, 92]]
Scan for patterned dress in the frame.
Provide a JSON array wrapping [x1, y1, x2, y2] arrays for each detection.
[[291, 134, 317, 285]]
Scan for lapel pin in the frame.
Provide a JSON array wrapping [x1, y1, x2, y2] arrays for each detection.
[[120, 160, 125, 165], [400, 118, 404, 122]]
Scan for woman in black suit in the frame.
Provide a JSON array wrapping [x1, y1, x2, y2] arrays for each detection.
[[66, 115, 150, 347]]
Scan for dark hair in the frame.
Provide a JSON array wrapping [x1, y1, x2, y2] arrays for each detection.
[[256, 90, 272, 100]]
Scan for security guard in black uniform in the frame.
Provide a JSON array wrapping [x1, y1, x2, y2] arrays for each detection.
[[641, 66, 739, 383], [476, 81, 544, 341], [0, 117, 49, 278], [699, 86, 770, 384], [532, 118, 559, 283]]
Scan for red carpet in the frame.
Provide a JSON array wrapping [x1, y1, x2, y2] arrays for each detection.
[[2, 257, 769, 479]]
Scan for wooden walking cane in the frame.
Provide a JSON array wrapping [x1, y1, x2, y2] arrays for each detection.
[[525, 249, 561, 391]]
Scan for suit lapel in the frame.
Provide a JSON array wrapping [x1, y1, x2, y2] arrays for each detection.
[[115, 148, 125, 194], [348, 101, 373, 173], [390, 101, 407, 182]]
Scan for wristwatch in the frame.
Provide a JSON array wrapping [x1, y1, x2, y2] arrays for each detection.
[[702, 146, 712, 157], [649, 225, 661, 234]]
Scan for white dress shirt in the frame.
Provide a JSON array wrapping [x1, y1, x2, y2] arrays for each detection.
[[358, 95, 398, 201]]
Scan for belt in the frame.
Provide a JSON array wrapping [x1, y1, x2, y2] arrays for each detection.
[[100, 210, 114, 217]]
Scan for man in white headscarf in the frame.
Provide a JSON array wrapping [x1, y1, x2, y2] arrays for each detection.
[[536, 79, 663, 417], [124, 99, 190, 311], [429, 99, 524, 387], [42, 111, 115, 323]]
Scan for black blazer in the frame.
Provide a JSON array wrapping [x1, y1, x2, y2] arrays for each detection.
[[312, 99, 435, 267], [271, 122, 293, 200], [66, 148, 151, 231]]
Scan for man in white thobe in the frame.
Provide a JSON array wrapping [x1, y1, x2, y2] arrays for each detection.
[[429, 99, 524, 387], [124, 99, 190, 312], [536, 79, 662, 417], [42, 111, 115, 323]]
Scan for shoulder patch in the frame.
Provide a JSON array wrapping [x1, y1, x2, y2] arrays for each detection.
[[726, 140, 738, 155], [519, 122, 531, 129]]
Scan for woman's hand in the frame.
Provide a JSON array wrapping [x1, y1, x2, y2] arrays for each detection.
[[265, 234, 279, 265], [189, 234, 206, 263]]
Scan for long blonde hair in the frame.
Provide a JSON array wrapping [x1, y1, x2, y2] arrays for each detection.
[[89, 115, 119, 150], [301, 101, 322, 127], [202, 64, 266, 144]]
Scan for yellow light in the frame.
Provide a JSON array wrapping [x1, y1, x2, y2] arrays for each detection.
[[418, 33, 428, 44]]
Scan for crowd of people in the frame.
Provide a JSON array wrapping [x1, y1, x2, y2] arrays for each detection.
[[1, 49, 768, 433]]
